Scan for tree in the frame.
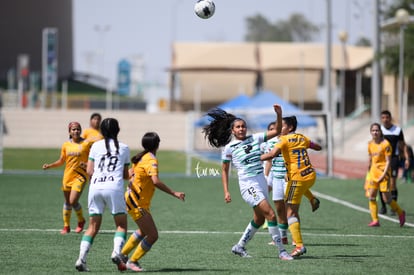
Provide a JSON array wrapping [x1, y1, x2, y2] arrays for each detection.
[[381, 0, 414, 78], [244, 13, 319, 42]]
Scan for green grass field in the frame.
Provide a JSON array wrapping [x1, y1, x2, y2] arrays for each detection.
[[1, 149, 414, 274]]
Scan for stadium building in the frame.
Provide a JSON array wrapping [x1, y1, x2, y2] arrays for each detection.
[[0, 0, 73, 85]]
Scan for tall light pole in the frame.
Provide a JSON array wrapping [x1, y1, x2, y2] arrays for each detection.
[[395, 8, 410, 126], [325, 0, 333, 177], [371, 0, 382, 122], [94, 25, 111, 81], [338, 30, 348, 152]]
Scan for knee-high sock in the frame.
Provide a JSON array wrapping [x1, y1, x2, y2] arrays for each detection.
[[73, 203, 84, 222], [113, 231, 127, 255], [389, 200, 403, 216], [237, 220, 259, 247], [288, 216, 303, 247], [78, 235, 93, 262], [122, 230, 144, 256], [278, 223, 288, 239], [369, 200, 378, 222], [268, 220, 285, 252], [63, 203, 72, 227], [130, 239, 152, 262]]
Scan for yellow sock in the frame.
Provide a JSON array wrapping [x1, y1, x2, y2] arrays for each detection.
[[304, 190, 314, 201], [74, 205, 84, 222], [369, 200, 378, 222], [389, 200, 403, 215], [130, 240, 152, 262], [288, 217, 303, 247], [63, 208, 72, 227], [122, 231, 144, 256]]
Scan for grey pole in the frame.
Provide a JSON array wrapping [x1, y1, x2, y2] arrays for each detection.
[[325, 0, 333, 177], [371, 0, 382, 122]]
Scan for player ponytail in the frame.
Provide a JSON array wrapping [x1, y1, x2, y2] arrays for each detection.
[[100, 118, 120, 156], [131, 132, 161, 164], [202, 108, 245, 148]]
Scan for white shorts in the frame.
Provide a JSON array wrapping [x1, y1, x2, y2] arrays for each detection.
[[88, 188, 126, 215], [239, 174, 268, 207], [271, 177, 287, 201]]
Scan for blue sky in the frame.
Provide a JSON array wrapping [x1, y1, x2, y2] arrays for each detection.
[[73, 0, 376, 86]]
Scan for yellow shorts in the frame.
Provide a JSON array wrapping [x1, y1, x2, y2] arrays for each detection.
[[128, 206, 151, 221], [61, 178, 87, 193], [366, 174, 390, 193], [285, 178, 315, 204]]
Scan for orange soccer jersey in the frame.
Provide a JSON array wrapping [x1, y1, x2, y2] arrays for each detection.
[[81, 128, 103, 143], [275, 133, 316, 182], [368, 138, 392, 188], [60, 140, 92, 192], [125, 152, 158, 211]]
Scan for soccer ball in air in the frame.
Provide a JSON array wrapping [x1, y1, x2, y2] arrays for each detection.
[[194, 0, 215, 19]]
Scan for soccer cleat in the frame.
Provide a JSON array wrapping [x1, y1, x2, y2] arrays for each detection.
[[60, 226, 70, 235], [231, 244, 252, 258], [75, 259, 90, 272], [268, 241, 275, 245], [379, 207, 387, 215], [126, 261, 143, 272], [399, 211, 406, 227], [75, 220, 86, 233], [281, 236, 288, 245], [111, 253, 127, 271], [290, 246, 307, 258], [368, 221, 380, 227], [279, 249, 294, 261], [310, 198, 320, 212]]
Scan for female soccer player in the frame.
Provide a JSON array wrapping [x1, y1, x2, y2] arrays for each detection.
[[42, 122, 92, 235], [75, 118, 130, 272], [120, 132, 185, 272], [81, 112, 103, 142], [365, 123, 405, 227], [261, 116, 321, 258], [203, 104, 293, 261]]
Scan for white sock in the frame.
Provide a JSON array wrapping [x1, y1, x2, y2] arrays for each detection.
[[79, 240, 91, 261], [238, 222, 258, 247], [113, 235, 125, 255], [268, 224, 285, 252]]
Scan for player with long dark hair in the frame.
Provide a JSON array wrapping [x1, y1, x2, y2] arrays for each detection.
[[203, 104, 293, 261], [75, 118, 130, 272], [120, 132, 185, 272]]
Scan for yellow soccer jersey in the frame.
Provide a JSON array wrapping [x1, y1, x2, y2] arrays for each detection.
[[81, 128, 103, 143], [368, 139, 392, 183], [275, 133, 316, 181], [61, 139, 93, 188], [126, 152, 158, 209]]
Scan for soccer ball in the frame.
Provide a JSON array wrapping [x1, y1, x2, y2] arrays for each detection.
[[194, 0, 215, 19]]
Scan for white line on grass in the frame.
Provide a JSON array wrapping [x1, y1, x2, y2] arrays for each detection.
[[0, 228, 413, 239], [1, 191, 412, 235], [312, 191, 414, 228]]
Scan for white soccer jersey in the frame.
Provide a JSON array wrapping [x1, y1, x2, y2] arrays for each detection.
[[266, 137, 287, 179], [222, 133, 265, 180], [88, 139, 130, 191]]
